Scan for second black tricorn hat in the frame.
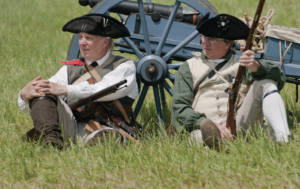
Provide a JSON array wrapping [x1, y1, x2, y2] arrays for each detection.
[[62, 13, 130, 38], [196, 13, 250, 40]]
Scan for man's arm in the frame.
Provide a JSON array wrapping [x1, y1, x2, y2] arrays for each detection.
[[18, 65, 69, 114], [171, 62, 207, 133], [20, 76, 49, 102], [239, 50, 261, 72], [63, 60, 138, 103], [243, 51, 286, 90], [34, 60, 137, 104]]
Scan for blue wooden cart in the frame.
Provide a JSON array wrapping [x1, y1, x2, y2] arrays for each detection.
[[67, 0, 300, 130]]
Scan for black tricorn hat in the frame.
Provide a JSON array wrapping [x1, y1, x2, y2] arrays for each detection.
[[62, 13, 130, 38], [196, 13, 250, 40]]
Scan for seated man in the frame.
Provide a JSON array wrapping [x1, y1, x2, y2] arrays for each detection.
[[171, 13, 290, 149], [18, 14, 139, 148]]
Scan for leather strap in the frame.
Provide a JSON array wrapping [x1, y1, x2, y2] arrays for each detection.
[[71, 54, 116, 85], [85, 120, 101, 133], [194, 60, 227, 96], [72, 72, 91, 85], [112, 100, 131, 123], [85, 55, 131, 124]]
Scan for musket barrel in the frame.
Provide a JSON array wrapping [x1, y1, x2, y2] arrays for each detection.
[[226, 0, 266, 137], [68, 80, 127, 110]]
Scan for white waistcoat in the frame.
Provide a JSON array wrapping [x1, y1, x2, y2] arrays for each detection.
[[187, 53, 250, 124]]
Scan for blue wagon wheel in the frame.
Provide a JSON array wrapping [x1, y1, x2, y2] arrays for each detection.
[[67, 0, 218, 132]]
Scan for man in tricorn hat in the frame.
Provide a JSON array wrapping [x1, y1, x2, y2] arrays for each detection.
[[171, 13, 290, 150], [18, 14, 138, 148]]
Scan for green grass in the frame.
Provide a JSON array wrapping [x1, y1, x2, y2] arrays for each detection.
[[1, 0, 300, 188]]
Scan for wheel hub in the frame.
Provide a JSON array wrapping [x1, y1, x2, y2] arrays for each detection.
[[136, 55, 168, 86]]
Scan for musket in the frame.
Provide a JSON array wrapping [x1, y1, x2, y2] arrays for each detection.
[[68, 79, 139, 142], [68, 80, 127, 110], [226, 0, 266, 137]]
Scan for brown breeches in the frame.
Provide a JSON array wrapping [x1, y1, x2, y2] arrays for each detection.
[[24, 95, 64, 147]]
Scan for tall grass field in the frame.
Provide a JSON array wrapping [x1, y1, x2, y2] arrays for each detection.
[[1, 0, 300, 188]]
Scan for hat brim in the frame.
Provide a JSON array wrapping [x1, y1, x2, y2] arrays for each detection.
[[62, 13, 130, 38], [197, 14, 250, 40]]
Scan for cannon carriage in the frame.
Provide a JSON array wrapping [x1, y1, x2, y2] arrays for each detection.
[[67, 0, 300, 131]]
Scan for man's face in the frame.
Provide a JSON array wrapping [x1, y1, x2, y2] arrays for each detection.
[[79, 32, 109, 62], [201, 35, 231, 59]]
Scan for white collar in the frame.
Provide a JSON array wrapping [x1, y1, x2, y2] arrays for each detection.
[[85, 49, 111, 66], [207, 58, 225, 64]]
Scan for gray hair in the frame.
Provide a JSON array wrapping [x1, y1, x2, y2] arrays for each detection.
[[101, 37, 115, 52], [224, 39, 236, 54], [108, 38, 115, 52]]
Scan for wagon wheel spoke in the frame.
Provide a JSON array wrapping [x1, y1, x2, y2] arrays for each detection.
[[133, 85, 149, 118], [153, 85, 164, 134], [167, 72, 176, 83], [163, 30, 199, 62], [155, 1, 181, 56], [123, 37, 144, 59], [162, 81, 173, 96], [118, 14, 127, 23], [137, 0, 151, 55], [159, 84, 166, 109], [167, 62, 184, 70]]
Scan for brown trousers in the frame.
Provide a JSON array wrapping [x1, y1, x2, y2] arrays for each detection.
[[24, 95, 86, 146]]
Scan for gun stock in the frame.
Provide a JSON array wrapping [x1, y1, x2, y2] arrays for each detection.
[[68, 80, 127, 110], [226, 0, 266, 137]]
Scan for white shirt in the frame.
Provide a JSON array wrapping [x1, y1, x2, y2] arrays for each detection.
[[208, 59, 225, 64], [18, 49, 139, 115]]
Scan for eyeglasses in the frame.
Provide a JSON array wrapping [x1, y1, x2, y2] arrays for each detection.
[[201, 35, 225, 43]]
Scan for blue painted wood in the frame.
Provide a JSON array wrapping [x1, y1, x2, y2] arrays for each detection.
[[133, 85, 149, 118], [67, 34, 80, 60], [125, 14, 200, 45], [163, 30, 200, 62], [271, 61, 300, 78], [118, 14, 126, 22], [159, 84, 166, 109], [167, 72, 176, 83], [153, 85, 164, 133], [137, 0, 152, 55], [122, 37, 144, 59], [263, 37, 300, 64], [155, 1, 181, 56], [168, 62, 183, 70], [118, 14, 201, 60], [162, 81, 173, 96]]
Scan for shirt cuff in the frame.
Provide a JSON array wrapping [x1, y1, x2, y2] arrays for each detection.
[[18, 91, 28, 104], [66, 85, 78, 101], [18, 91, 30, 114], [251, 60, 267, 76]]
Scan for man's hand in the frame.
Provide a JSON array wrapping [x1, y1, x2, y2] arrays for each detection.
[[38, 82, 68, 96], [214, 122, 234, 140], [21, 76, 50, 102], [239, 50, 261, 72]]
